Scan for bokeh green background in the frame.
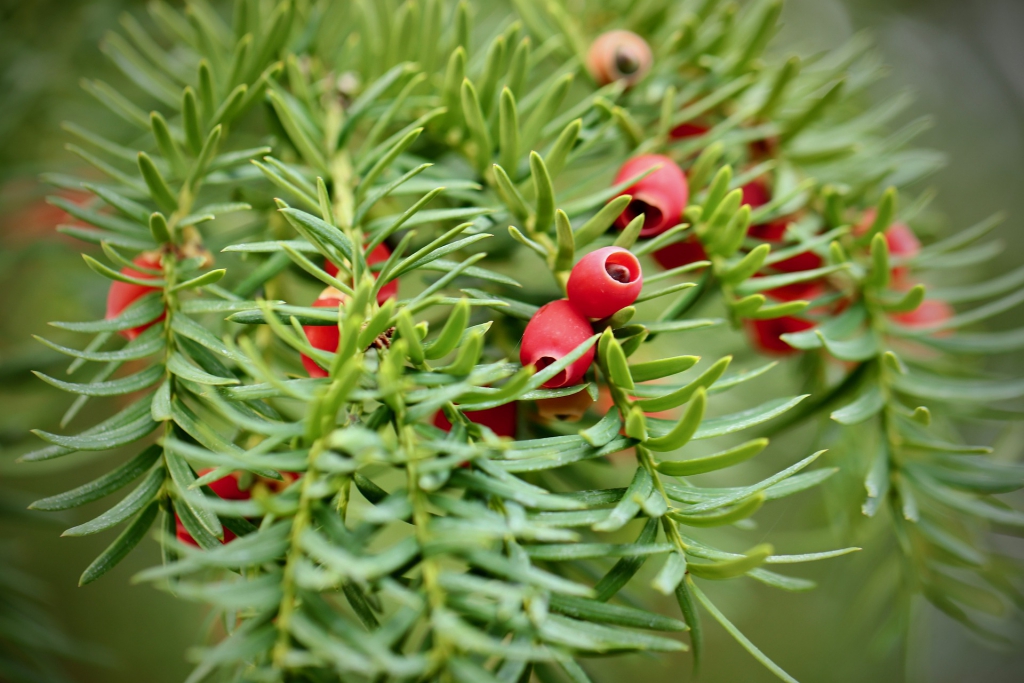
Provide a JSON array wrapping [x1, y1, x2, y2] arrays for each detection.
[[1, 0, 1022, 681]]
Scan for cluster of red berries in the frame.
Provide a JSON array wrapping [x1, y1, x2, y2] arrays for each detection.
[[520, 246, 643, 385]]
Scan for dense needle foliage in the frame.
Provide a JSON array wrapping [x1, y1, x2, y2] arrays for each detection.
[[11, 0, 1024, 681]]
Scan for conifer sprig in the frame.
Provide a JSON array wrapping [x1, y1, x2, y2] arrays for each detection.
[[22, 0, 1024, 681]]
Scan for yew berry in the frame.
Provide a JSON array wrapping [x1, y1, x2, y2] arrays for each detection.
[[433, 402, 518, 438], [669, 122, 710, 140], [742, 181, 790, 242], [325, 243, 397, 304], [883, 223, 920, 283], [742, 179, 771, 210], [520, 299, 595, 388], [301, 287, 346, 378], [891, 299, 954, 331], [855, 210, 921, 283], [105, 253, 165, 340], [175, 469, 249, 547], [745, 316, 815, 355], [567, 247, 643, 319], [743, 281, 827, 355], [586, 30, 653, 87], [613, 155, 688, 238], [652, 237, 707, 270]]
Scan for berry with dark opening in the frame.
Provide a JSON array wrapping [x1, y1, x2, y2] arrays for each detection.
[[325, 243, 397, 304], [433, 402, 518, 438], [613, 155, 688, 238], [105, 253, 165, 340], [300, 287, 347, 378], [586, 30, 653, 87], [567, 246, 643, 319], [520, 299, 596, 389]]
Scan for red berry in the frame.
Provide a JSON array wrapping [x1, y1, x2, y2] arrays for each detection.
[[613, 155, 689, 238], [433, 402, 518, 438], [752, 277, 825, 305], [105, 253, 165, 340], [884, 222, 920, 283], [301, 287, 346, 378], [742, 182, 793, 242], [175, 469, 250, 547], [884, 222, 921, 259], [669, 122, 710, 140], [325, 243, 397, 304], [652, 237, 708, 270], [891, 299, 953, 330], [520, 299, 596, 388], [772, 250, 824, 275], [566, 246, 643, 319], [855, 210, 921, 283], [745, 316, 815, 355], [741, 180, 771, 210], [586, 30, 652, 87], [749, 220, 788, 241]]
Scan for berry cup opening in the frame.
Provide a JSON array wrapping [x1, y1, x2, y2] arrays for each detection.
[[604, 251, 641, 285], [623, 198, 663, 233], [613, 47, 641, 76], [535, 356, 568, 387]]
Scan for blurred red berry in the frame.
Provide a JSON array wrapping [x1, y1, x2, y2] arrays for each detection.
[[891, 299, 954, 331], [433, 401, 518, 438], [745, 316, 815, 355], [749, 220, 789, 241], [613, 155, 689, 238], [742, 181, 794, 243], [772, 250, 824, 275], [883, 222, 920, 283], [105, 253, 165, 340], [742, 180, 771, 210], [753, 276, 825, 305], [669, 122, 710, 140], [325, 243, 397, 304], [586, 30, 652, 87], [855, 210, 921, 283], [175, 469, 250, 547], [567, 246, 643, 319], [301, 287, 347, 378], [652, 237, 707, 270], [520, 299, 596, 388]]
